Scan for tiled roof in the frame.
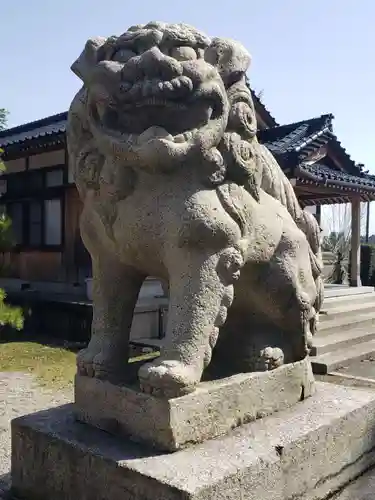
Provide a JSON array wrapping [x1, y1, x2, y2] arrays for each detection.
[[257, 113, 364, 177], [297, 163, 375, 191], [257, 114, 333, 156], [0, 112, 67, 148], [258, 113, 375, 193]]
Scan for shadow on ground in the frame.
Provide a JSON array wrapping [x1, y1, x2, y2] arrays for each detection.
[[0, 328, 87, 354]]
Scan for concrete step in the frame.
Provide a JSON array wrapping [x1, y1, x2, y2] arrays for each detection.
[[319, 300, 375, 322], [321, 292, 375, 312], [311, 339, 375, 374], [317, 310, 375, 336], [323, 286, 374, 299], [311, 327, 375, 356]]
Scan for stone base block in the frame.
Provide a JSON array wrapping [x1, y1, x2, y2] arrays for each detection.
[[75, 358, 315, 451], [11, 383, 375, 500]]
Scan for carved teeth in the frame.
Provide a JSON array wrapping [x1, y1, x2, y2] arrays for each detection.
[[163, 81, 174, 92], [119, 75, 194, 102], [179, 76, 194, 91], [142, 81, 154, 97], [173, 134, 185, 143], [171, 78, 181, 89], [151, 80, 161, 94], [124, 97, 188, 110], [128, 82, 142, 99]]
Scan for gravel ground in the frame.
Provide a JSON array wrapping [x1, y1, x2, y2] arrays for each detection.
[[0, 372, 72, 497]]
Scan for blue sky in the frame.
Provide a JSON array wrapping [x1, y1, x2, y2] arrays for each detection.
[[2, 0, 375, 229]]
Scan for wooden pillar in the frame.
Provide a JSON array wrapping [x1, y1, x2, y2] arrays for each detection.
[[366, 201, 370, 243], [350, 198, 362, 287], [315, 205, 322, 226]]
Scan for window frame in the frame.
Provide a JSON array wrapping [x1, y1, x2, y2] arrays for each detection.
[[2, 164, 66, 251]]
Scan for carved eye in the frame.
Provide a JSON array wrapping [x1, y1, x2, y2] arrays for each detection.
[[112, 49, 136, 63], [170, 46, 197, 61]]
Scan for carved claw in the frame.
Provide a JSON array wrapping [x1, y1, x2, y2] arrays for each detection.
[[77, 347, 100, 377], [77, 345, 127, 379]]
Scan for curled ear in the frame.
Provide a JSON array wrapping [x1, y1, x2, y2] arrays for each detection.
[[204, 38, 251, 87], [71, 37, 108, 83]]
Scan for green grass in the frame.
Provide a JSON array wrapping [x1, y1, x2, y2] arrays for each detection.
[[0, 342, 77, 390], [0, 340, 159, 390]]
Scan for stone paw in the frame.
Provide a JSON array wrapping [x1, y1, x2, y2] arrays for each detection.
[[91, 351, 126, 379], [77, 346, 101, 377], [138, 359, 199, 399], [77, 345, 126, 379], [258, 347, 284, 371]]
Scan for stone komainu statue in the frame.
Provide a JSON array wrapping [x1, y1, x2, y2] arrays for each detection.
[[67, 22, 323, 398]]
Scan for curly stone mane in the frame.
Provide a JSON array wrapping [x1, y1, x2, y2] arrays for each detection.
[[201, 76, 323, 319]]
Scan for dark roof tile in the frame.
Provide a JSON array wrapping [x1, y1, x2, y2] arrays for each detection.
[[298, 162, 375, 190], [257, 114, 333, 155], [0, 112, 67, 148]]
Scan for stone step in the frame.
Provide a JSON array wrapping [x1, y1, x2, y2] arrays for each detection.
[[311, 327, 375, 356], [323, 286, 374, 299], [311, 339, 375, 374], [320, 300, 375, 322], [332, 466, 375, 500], [322, 292, 375, 312], [317, 310, 375, 336]]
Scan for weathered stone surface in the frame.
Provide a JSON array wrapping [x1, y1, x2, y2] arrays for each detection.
[[11, 383, 375, 500], [332, 466, 375, 500], [67, 21, 324, 398], [75, 357, 315, 451]]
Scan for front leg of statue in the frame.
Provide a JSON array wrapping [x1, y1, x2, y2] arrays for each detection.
[[138, 247, 242, 398], [77, 256, 145, 379]]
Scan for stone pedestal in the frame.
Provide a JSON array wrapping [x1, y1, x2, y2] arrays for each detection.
[[75, 358, 314, 451], [11, 382, 375, 500]]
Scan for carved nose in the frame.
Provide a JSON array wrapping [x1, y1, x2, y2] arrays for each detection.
[[140, 47, 183, 80]]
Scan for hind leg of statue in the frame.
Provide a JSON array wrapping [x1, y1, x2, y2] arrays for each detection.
[[256, 231, 317, 362], [209, 229, 317, 376], [207, 305, 292, 379], [138, 247, 242, 398], [77, 255, 145, 379]]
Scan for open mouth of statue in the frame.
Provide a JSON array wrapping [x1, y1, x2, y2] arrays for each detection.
[[89, 75, 225, 146]]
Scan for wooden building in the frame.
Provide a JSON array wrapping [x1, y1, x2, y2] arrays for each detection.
[[0, 112, 89, 286], [258, 113, 375, 285]]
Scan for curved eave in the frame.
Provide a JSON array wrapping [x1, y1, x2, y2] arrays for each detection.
[[298, 194, 375, 207], [295, 164, 375, 196], [1, 132, 66, 158]]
